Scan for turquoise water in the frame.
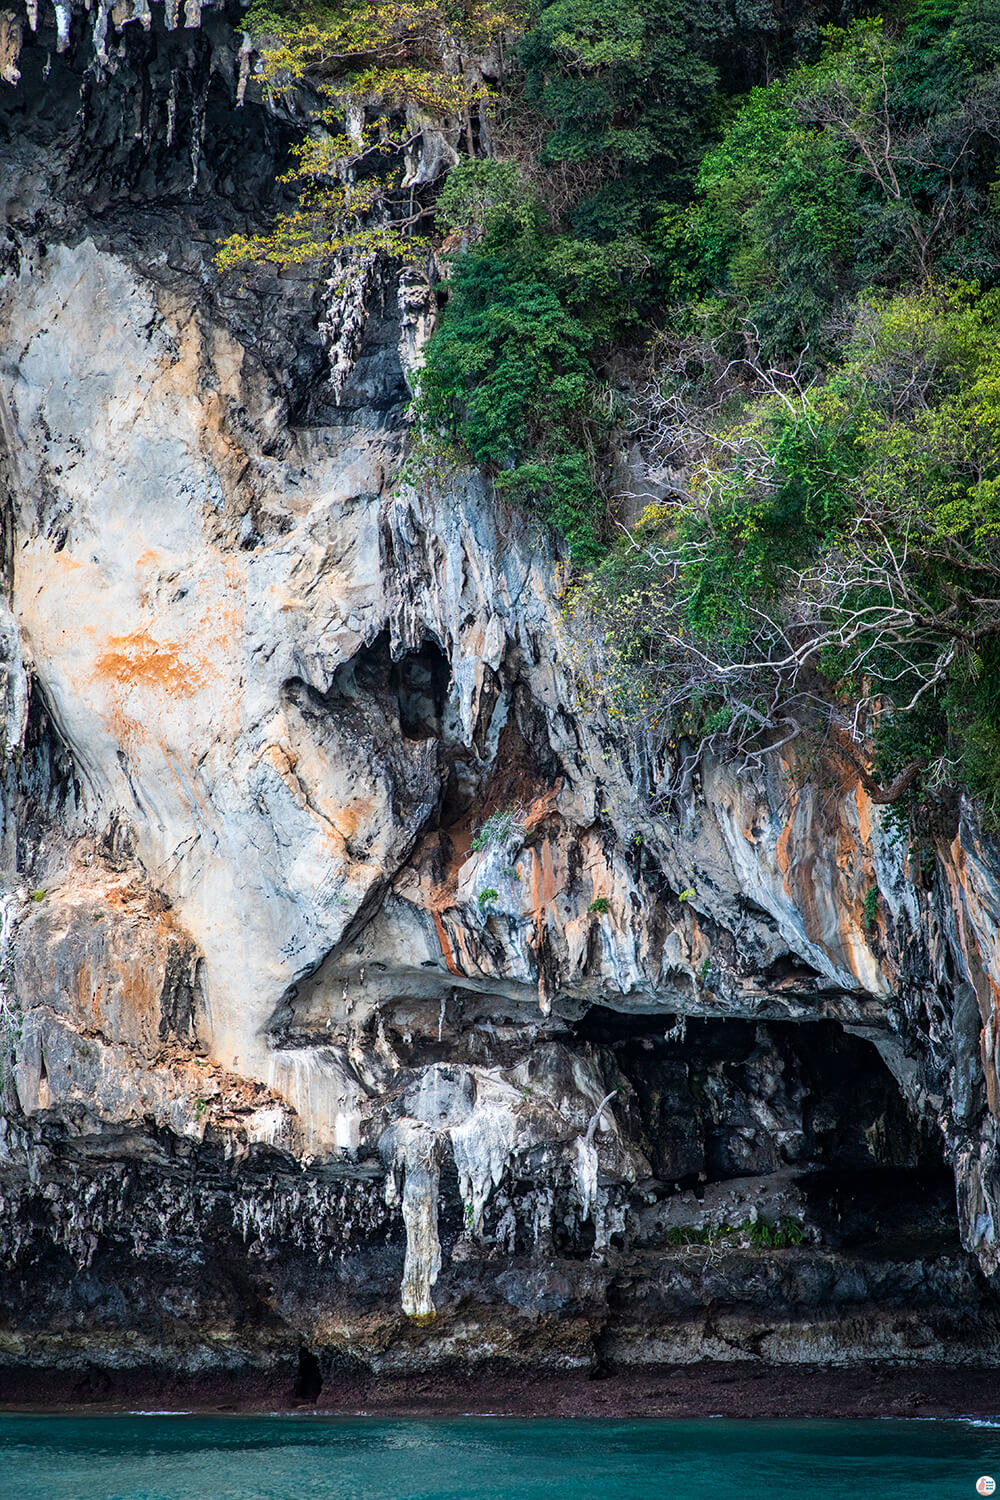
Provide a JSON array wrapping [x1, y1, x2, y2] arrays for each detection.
[[0, 1414, 998, 1499]]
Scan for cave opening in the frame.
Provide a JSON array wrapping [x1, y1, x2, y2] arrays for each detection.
[[324, 629, 451, 742], [573, 1009, 958, 1257], [293, 1347, 323, 1403]]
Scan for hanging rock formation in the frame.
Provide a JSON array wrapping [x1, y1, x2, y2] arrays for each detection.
[[2, 0, 1000, 1398]]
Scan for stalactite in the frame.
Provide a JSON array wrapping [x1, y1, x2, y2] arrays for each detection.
[[0, 10, 22, 82], [0, 0, 219, 86]]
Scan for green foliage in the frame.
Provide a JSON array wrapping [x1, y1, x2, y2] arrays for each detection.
[[519, 0, 719, 208], [470, 806, 528, 851], [435, 158, 537, 238], [30, 889, 46, 902], [660, 65, 862, 357], [745, 1214, 807, 1249], [477, 887, 500, 908], [588, 896, 611, 914], [216, 0, 519, 274], [863, 886, 879, 929], [516, 0, 867, 237], [658, 9, 1000, 359], [676, 396, 862, 648], [569, 272, 1000, 812], [414, 243, 609, 560], [665, 1215, 807, 1249], [411, 0, 875, 557], [418, 256, 593, 465]]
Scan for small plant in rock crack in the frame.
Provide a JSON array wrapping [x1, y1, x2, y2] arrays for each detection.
[[745, 1215, 806, 1249], [666, 1215, 807, 1252], [499, 864, 521, 881], [477, 887, 499, 910], [471, 806, 527, 853], [588, 897, 610, 915], [193, 1097, 208, 1120], [863, 886, 879, 931]]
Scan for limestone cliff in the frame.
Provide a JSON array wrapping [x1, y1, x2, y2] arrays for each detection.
[[2, 0, 1000, 1396]]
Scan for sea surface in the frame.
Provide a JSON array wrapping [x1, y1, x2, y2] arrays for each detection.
[[0, 1413, 997, 1499]]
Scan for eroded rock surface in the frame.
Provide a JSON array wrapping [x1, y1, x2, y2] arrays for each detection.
[[3, 1, 1000, 1392]]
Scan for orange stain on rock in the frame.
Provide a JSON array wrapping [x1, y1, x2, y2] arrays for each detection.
[[432, 910, 463, 977], [92, 627, 213, 754], [95, 627, 206, 696], [529, 841, 558, 915], [855, 784, 873, 849], [774, 827, 792, 886]]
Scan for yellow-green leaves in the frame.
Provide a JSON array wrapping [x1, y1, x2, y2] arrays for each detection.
[[218, 0, 523, 276]]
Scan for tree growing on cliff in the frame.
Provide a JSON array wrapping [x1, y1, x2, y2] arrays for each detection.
[[214, 0, 521, 275], [565, 281, 1000, 812]]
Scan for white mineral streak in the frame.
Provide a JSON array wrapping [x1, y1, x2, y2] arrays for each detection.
[[54, 0, 70, 50], [450, 1096, 518, 1236], [235, 31, 251, 105], [381, 1117, 442, 1317], [321, 251, 379, 400], [0, 596, 26, 767], [245, 1104, 288, 1148], [573, 1133, 598, 1224], [165, 71, 176, 145], [396, 266, 435, 393], [574, 1092, 616, 1224], [0, 885, 22, 1079], [188, 79, 207, 188], [91, 0, 107, 58], [0, 389, 28, 766], [378, 1066, 628, 1312], [0, 11, 22, 83], [345, 98, 364, 149], [0, 0, 217, 82], [401, 105, 460, 188], [266, 1048, 363, 1154]]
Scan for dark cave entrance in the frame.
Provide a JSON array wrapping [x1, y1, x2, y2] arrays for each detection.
[[293, 1347, 323, 1403], [573, 1010, 957, 1256], [323, 629, 451, 742]]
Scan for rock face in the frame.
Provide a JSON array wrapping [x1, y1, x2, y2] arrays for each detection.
[[3, 1, 1000, 1396]]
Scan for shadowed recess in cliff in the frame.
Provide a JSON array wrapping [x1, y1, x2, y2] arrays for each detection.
[[323, 631, 451, 743], [0, 3, 293, 209], [570, 1009, 953, 1252]]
